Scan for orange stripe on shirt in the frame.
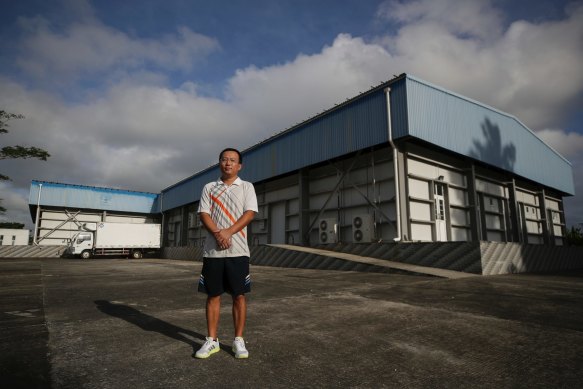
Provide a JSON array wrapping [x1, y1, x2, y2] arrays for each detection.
[[210, 194, 246, 238]]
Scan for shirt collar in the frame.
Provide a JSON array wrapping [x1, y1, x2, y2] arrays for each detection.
[[218, 177, 242, 186]]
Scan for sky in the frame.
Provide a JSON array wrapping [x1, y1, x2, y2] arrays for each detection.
[[1, 0, 582, 231]]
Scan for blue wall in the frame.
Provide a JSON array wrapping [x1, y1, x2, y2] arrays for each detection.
[[397, 75, 574, 195], [29, 181, 159, 214]]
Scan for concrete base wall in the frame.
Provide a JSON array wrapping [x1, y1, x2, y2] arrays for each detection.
[[2, 241, 580, 276], [119, 242, 583, 276], [0, 245, 66, 258], [160, 246, 204, 261], [480, 242, 583, 275], [319, 242, 483, 273]]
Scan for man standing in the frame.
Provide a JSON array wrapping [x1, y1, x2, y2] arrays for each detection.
[[195, 148, 258, 359]]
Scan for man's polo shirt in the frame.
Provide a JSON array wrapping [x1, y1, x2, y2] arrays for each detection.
[[198, 177, 258, 258]]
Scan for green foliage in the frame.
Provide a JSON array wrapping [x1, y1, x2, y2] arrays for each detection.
[[1, 109, 51, 215], [0, 110, 24, 134], [566, 226, 583, 246], [1, 110, 51, 173], [0, 222, 25, 229], [0, 145, 50, 161]]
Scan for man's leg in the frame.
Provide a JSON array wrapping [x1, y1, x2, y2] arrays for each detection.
[[195, 294, 222, 359], [232, 294, 249, 358], [232, 294, 246, 337], [206, 295, 221, 339]]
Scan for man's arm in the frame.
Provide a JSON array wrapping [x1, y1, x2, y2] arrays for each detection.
[[199, 212, 230, 249], [199, 212, 219, 233], [216, 210, 256, 243]]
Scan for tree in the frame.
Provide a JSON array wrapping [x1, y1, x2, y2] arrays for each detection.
[[1, 110, 51, 214]]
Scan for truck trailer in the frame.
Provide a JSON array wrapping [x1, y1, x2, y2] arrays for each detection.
[[66, 222, 161, 259]]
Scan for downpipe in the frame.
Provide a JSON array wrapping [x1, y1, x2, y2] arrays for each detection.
[[33, 183, 43, 245], [385, 87, 402, 242]]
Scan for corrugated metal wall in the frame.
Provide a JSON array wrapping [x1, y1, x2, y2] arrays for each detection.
[[244, 91, 389, 181], [400, 75, 574, 195], [161, 89, 392, 211], [29, 181, 159, 214]]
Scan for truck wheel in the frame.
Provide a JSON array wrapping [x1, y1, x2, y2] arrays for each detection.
[[131, 250, 143, 259], [81, 250, 91, 260]]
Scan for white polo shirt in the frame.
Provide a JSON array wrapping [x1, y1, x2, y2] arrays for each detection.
[[198, 177, 258, 258]]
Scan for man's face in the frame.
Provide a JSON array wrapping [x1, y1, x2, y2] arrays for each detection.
[[219, 150, 242, 179]]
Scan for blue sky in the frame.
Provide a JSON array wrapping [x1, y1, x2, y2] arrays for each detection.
[[1, 0, 582, 230]]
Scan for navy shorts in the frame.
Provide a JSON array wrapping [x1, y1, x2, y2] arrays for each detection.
[[198, 256, 251, 297]]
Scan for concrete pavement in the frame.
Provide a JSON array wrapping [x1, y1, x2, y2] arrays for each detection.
[[1, 258, 583, 388]]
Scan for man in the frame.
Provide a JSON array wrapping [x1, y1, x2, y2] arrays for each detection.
[[195, 148, 258, 359]]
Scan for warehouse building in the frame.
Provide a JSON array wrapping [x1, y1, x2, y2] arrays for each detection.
[[27, 74, 576, 273], [160, 74, 572, 248], [28, 181, 159, 246]]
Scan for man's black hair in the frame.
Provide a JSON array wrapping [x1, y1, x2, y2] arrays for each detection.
[[219, 148, 242, 164]]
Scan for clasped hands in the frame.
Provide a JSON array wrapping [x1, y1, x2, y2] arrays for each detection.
[[213, 229, 233, 250]]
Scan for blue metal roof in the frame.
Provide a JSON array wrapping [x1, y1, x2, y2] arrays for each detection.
[[29, 180, 160, 214], [396, 75, 574, 195], [162, 85, 394, 210]]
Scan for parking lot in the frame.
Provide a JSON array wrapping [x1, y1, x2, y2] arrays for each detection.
[[1, 258, 583, 388]]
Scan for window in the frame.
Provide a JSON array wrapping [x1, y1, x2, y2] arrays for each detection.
[[76, 234, 92, 244]]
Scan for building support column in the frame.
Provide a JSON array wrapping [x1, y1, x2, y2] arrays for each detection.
[[298, 168, 310, 246], [538, 189, 550, 245], [507, 179, 521, 243], [181, 206, 189, 246], [466, 164, 481, 241]]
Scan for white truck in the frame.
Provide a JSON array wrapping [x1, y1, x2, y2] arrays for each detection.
[[66, 222, 161, 259]]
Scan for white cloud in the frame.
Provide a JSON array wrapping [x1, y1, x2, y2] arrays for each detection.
[[1, 77, 223, 192], [227, 34, 392, 136], [537, 129, 583, 158], [0, 182, 32, 229], [16, 17, 220, 80], [378, 0, 504, 41]]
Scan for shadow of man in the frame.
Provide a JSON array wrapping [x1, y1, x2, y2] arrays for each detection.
[[94, 300, 233, 357]]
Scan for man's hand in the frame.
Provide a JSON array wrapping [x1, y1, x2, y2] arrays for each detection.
[[213, 229, 232, 250]]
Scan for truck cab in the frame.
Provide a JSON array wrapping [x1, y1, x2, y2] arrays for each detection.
[[68, 231, 94, 259]]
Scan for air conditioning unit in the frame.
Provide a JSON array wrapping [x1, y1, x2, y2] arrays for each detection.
[[352, 214, 373, 243], [318, 218, 337, 244]]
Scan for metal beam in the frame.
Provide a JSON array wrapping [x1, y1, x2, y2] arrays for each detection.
[[305, 150, 363, 241], [36, 211, 81, 244]]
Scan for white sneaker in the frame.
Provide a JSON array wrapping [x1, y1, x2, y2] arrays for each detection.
[[232, 337, 249, 359], [195, 337, 220, 359]]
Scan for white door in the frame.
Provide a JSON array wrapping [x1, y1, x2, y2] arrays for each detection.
[[270, 202, 286, 244], [434, 183, 447, 241]]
